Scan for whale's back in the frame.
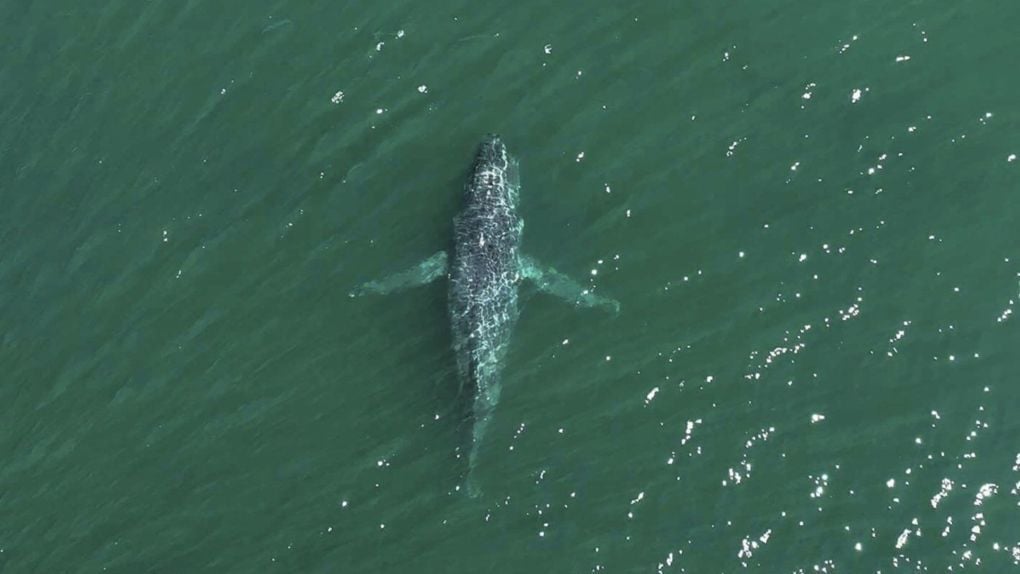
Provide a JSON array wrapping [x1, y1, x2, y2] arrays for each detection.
[[448, 136, 522, 481]]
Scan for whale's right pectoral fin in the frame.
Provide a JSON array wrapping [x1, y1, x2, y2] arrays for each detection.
[[349, 250, 448, 297], [520, 255, 620, 314]]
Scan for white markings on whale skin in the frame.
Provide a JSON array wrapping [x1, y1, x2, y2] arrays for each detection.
[[450, 139, 523, 486]]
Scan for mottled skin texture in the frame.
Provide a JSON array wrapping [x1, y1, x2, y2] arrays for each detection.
[[448, 136, 522, 484], [351, 135, 618, 496]]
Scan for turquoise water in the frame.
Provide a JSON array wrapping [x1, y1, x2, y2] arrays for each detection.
[[3, 1, 1019, 572]]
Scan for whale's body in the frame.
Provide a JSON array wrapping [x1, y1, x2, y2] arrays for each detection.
[[449, 137, 523, 485], [352, 135, 618, 496]]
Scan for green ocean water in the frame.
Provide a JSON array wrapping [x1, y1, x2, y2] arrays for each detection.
[[3, 1, 1019, 572]]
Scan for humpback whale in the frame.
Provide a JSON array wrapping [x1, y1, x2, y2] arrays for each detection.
[[351, 135, 618, 496]]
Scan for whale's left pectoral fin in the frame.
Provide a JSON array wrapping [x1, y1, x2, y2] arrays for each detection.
[[350, 251, 448, 297], [520, 255, 620, 314]]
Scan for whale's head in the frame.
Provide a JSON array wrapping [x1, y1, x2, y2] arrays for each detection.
[[469, 134, 519, 203], [476, 134, 508, 166]]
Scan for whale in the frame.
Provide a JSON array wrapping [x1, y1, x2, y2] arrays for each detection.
[[351, 135, 618, 495]]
